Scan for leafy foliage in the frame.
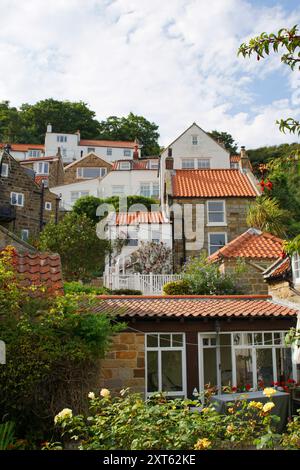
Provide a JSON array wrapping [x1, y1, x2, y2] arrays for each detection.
[[0, 422, 15, 450], [246, 196, 290, 238], [39, 212, 109, 281], [208, 130, 238, 155], [163, 279, 190, 295], [63, 281, 109, 295], [180, 254, 242, 295], [53, 390, 284, 450], [97, 112, 160, 156], [0, 248, 123, 441], [130, 242, 172, 274]]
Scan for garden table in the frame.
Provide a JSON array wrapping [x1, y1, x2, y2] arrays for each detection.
[[210, 391, 290, 433]]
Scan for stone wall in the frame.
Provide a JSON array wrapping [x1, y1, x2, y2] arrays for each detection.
[[99, 332, 145, 395], [268, 281, 300, 305], [64, 153, 112, 184], [172, 197, 253, 267], [220, 258, 276, 295]]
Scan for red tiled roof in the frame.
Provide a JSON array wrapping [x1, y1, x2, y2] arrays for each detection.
[[34, 175, 49, 185], [93, 295, 298, 318], [230, 155, 241, 163], [12, 251, 63, 294], [115, 211, 168, 225], [172, 169, 258, 198], [208, 229, 283, 262], [0, 143, 44, 152], [20, 157, 56, 163], [79, 139, 136, 149], [263, 257, 291, 281], [112, 159, 155, 170]]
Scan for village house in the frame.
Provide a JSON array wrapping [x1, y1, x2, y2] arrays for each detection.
[[0, 149, 60, 241], [94, 294, 300, 398], [264, 253, 300, 305], [63, 152, 112, 184], [208, 228, 284, 295], [0, 143, 45, 161], [19, 152, 65, 188]]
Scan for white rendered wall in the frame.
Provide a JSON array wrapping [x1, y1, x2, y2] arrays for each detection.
[[99, 169, 159, 199]]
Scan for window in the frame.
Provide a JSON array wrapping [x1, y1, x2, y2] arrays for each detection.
[[146, 333, 186, 397], [41, 178, 49, 188], [207, 200, 226, 225], [57, 135, 67, 143], [112, 185, 125, 196], [140, 183, 151, 197], [27, 149, 41, 158], [107, 148, 112, 156], [127, 227, 139, 246], [123, 149, 131, 157], [140, 182, 160, 198], [45, 202, 52, 211], [10, 192, 24, 207], [77, 167, 107, 179], [199, 331, 295, 392], [292, 253, 300, 284], [35, 162, 49, 175], [230, 162, 239, 169], [181, 158, 195, 169], [151, 229, 160, 243], [192, 135, 198, 145], [208, 233, 227, 255], [119, 161, 131, 170], [87, 147, 95, 153], [21, 229, 29, 241], [0, 163, 8, 177], [197, 159, 210, 169], [149, 160, 159, 169], [70, 191, 89, 203]]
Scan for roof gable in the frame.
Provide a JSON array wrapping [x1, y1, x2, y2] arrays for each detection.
[[64, 152, 112, 170]]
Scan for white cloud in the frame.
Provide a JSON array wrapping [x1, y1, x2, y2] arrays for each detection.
[[0, 0, 299, 148]]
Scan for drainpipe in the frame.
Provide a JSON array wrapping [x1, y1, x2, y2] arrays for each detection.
[[39, 183, 45, 232], [182, 208, 186, 264], [215, 320, 221, 395]]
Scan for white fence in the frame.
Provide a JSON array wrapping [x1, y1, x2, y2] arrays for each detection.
[[103, 273, 182, 295]]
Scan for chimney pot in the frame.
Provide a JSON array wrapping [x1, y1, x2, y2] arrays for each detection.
[[47, 123, 52, 133]]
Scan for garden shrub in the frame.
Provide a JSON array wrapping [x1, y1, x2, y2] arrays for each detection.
[[163, 279, 190, 295], [110, 289, 142, 295], [0, 247, 124, 443], [52, 389, 282, 450], [64, 281, 110, 295]]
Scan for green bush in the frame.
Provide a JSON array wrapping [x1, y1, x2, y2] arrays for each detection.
[[110, 289, 142, 296], [64, 281, 110, 295], [53, 390, 282, 450], [163, 279, 190, 295]]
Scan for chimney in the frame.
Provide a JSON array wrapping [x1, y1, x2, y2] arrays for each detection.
[[4, 143, 11, 154], [56, 147, 62, 159], [47, 123, 52, 133], [239, 146, 251, 171], [165, 148, 174, 170], [133, 140, 139, 160]]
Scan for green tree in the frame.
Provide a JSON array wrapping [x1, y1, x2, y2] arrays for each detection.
[[0, 101, 24, 143], [19, 99, 100, 143], [208, 130, 238, 155], [247, 143, 300, 170], [73, 195, 160, 224], [39, 212, 108, 280], [246, 196, 290, 238], [97, 112, 160, 156]]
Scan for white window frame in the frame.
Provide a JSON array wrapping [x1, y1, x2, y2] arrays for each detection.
[[198, 331, 297, 394], [192, 135, 198, 145], [123, 149, 131, 157], [87, 147, 95, 153], [208, 232, 227, 255], [57, 135, 67, 143], [35, 162, 49, 175], [77, 167, 107, 179], [107, 148, 112, 156], [27, 149, 41, 158], [119, 161, 131, 170], [20, 229, 29, 241], [10, 192, 24, 207], [207, 200, 226, 226], [0, 163, 8, 177], [145, 333, 187, 398], [149, 160, 159, 169], [181, 158, 195, 169], [140, 182, 151, 197], [70, 190, 89, 203], [45, 201, 52, 211], [292, 252, 300, 285], [197, 159, 210, 169], [140, 182, 160, 198], [151, 182, 160, 198]]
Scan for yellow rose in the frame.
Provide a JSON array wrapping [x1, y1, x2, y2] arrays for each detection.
[[100, 388, 111, 398], [54, 408, 73, 424], [194, 438, 211, 450], [262, 402, 275, 413], [263, 387, 276, 398], [226, 424, 234, 434], [228, 407, 234, 414], [248, 401, 263, 410], [201, 407, 210, 413], [88, 392, 95, 399]]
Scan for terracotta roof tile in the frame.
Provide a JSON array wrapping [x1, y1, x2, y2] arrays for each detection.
[[0, 143, 44, 152], [263, 257, 291, 281], [115, 211, 169, 225], [208, 228, 283, 261], [230, 155, 241, 163], [112, 159, 155, 170], [20, 157, 55, 163], [172, 169, 258, 198], [93, 295, 298, 318], [10, 251, 63, 294]]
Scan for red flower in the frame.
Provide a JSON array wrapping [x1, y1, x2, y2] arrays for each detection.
[[245, 384, 251, 391], [231, 386, 237, 392], [287, 379, 296, 384], [283, 386, 290, 393]]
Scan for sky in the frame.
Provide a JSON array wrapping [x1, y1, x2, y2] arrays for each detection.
[[0, 0, 299, 149]]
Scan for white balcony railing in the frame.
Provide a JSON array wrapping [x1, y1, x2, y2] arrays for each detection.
[[103, 273, 182, 295]]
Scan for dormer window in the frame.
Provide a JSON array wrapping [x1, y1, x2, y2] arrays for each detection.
[[28, 149, 41, 158], [119, 161, 131, 170], [192, 135, 198, 145], [77, 167, 107, 179], [35, 162, 49, 175]]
